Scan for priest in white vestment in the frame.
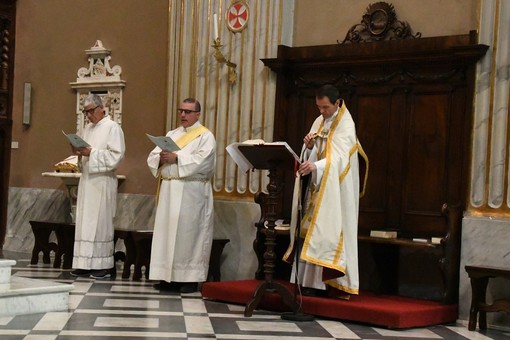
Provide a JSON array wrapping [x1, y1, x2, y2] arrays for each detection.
[[148, 98, 216, 294], [284, 84, 365, 298], [71, 94, 125, 279]]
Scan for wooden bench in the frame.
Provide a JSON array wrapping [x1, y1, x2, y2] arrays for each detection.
[[29, 221, 74, 269], [465, 265, 510, 331], [131, 230, 153, 281], [29, 220, 230, 281], [29, 220, 57, 265], [130, 231, 230, 282], [252, 198, 462, 304], [208, 238, 230, 281], [113, 227, 137, 279], [53, 222, 75, 269], [30, 220, 134, 271], [357, 203, 462, 304]]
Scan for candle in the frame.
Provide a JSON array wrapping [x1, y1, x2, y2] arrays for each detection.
[[213, 13, 219, 40]]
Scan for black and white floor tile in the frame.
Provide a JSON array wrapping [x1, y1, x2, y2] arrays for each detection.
[[1, 251, 508, 339]]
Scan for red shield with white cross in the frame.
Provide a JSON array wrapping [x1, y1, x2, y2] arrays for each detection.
[[226, 1, 249, 33]]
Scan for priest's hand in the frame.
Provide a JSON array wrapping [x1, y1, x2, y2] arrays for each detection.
[[160, 150, 178, 165], [304, 132, 316, 149], [298, 161, 316, 176], [78, 147, 92, 157], [73, 146, 91, 157]]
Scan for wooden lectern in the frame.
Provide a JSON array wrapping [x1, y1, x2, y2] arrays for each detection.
[[237, 143, 299, 317]]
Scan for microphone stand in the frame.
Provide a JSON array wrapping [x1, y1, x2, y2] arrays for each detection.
[[281, 173, 315, 322]]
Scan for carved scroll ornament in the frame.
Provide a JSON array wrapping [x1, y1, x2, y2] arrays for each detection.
[[340, 2, 421, 44]]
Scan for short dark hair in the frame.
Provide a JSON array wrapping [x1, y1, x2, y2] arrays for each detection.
[[316, 85, 339, 105], [183, 98, 201, 112]]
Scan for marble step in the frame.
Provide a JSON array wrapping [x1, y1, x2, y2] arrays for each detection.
[[0, 259, 16, 284], [0, 259, 74, 316]]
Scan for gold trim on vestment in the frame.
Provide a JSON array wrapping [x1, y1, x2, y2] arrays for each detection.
[[160, 176, 210, 183], [301, 103, 345, 272], [287, 103, 366, 294], [357, 142, 369, 198], [325, 279, 359, 295], [338, 142, 369, 199], [175, 125, 209, 148]]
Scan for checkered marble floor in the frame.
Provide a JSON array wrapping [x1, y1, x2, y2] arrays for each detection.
[[1, 252, 508, 339]]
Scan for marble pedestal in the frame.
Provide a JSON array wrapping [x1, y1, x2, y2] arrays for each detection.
[[0, 259, 74, 317]]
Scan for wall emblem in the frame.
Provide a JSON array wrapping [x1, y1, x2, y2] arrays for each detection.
[[226, 1, 249, 33]]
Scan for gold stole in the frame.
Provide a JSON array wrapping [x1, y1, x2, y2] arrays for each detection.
[[175, 125, 209, 149], [301, 108, 345, 236], [301, 104, 369, 235], [314, 109, 369, 197]]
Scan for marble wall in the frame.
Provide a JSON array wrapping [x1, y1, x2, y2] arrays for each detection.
[[461, 1, 510, 330], [3, 187, 260, 282], [5, 188, 71, 253], [458, 216, 510, 327]]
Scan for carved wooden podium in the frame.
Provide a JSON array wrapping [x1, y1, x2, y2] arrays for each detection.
[[237, 144, 299, 317]]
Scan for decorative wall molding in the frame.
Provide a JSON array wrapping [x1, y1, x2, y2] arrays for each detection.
[[340, 2, 421, 44]]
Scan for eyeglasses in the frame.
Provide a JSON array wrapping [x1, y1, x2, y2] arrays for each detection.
[[83, 105, 99, 115], [177, 109, 199, 114]]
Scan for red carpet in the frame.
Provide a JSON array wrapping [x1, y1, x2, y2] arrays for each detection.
[[201, 280, 458, 329]]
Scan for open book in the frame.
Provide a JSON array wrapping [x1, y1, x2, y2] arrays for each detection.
[[146, 133, 181, 152], [62, 130, 90, 148], [226, 139, 300, 173]]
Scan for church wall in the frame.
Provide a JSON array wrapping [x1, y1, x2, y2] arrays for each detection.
[[9, 1, 480, 195], [293, 0, 478, 46], [10, 0, 169, 195]]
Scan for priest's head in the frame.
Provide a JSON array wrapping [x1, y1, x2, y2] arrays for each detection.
[[82, 94, 105, 124], [178, 98, 201, 128], [316, 84, 341, 120]]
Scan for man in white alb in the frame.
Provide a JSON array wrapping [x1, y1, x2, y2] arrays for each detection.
[[70, 93, 125, 279], [284, 84, 366, 298], [148, 98, 216, 294]]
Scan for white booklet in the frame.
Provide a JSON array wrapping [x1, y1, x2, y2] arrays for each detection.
[[226, 139, 300, 173], [370, 230, 398, 239], [146, 133, 181, 152], [62, 130, 90, 148]]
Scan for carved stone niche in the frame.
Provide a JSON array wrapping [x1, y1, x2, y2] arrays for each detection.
[[69, 40, 125, 135], [340, 1, 421, 44]]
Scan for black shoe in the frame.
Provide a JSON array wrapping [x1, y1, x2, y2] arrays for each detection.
[[301, 287, 326, 297], [90, 269, 112, 279], [179, 282, 198, 293], [153, 281, 181, 292], [70, 269, 92, 277]]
